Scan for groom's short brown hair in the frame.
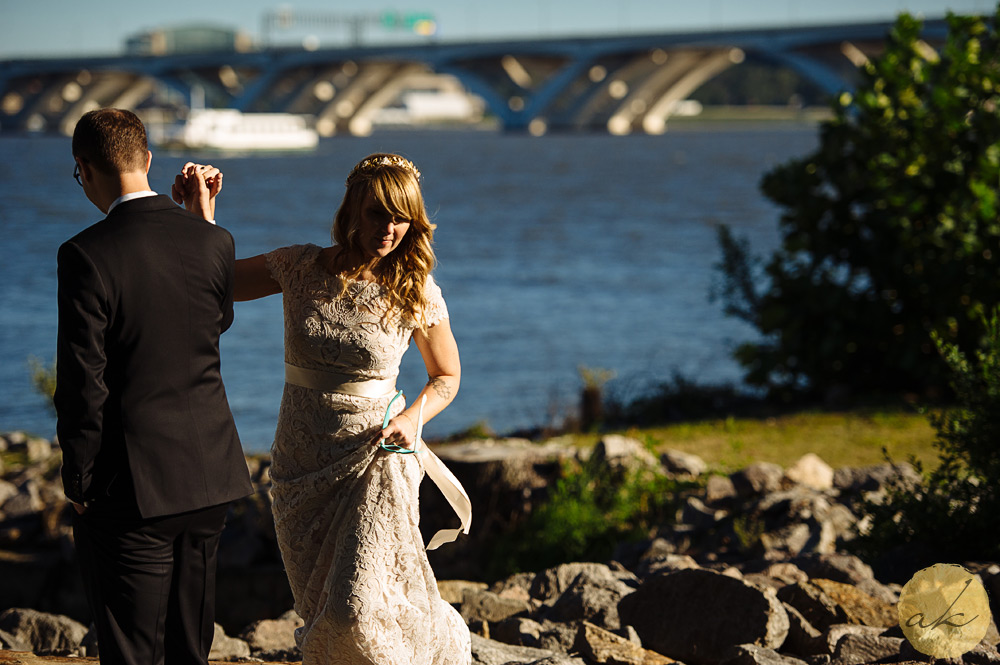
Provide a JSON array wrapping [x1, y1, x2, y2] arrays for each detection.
[[72, 108, 148, 175]]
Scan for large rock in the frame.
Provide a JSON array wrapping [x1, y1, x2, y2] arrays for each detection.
[[592, 435, 662, 475], [471, 633, 586, 665], [531, 562, 636, 604], [722, 644, 807, 665], [661, 449, 708, 477], [238, 610, 303, 651], [790, 553, 874, 585], [574, 621, 676, 665], [439, 579, 489, 604], [461, 589, 532, 623], [209, 623, 251, 661], [544, 567, 635, 630], [831, 632, 904, 664], [618, 568, 789, 665], [809, 579, 896, 628], [776, 582, 847, 632], [730, 463, 785, 497], [832, 462, 920, 493], [0, 608, 88, 656], [783, 454, 834, 491]]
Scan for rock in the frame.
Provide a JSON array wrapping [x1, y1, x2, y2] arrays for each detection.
[[731, 463, 785, 497], [809, 579, 896, 628], [816, 624, 883, 657], [460, 589, 532, 623], [531, 563, 636, 604], [723, 644, 807, 665], [0, 607, 88, 656], [776, 582, 847, 633], [470, 632, 586, 665], [544, 567, 635, 630], [0, 627, 31, 651], [661, 449, 708, 477], [634, 552, 701, 580], [779, 602, 823, 658], [790, 553, 875, 586], [574, 621, 676, 665], [536, 619, 583, 653], [760, 523, 813, 557], [238, 610, 303, 651], [209, 623, 251, 661], [705, 474, 738, 504], [25, 438, 52, 463], [784, 454, 834, 490], [492, 617, 543, 647], [2, 481, 44, 519], [439, 579, 489, 604], [489, 572, 536, 603], [831, 632, 904, 664], [681, 496, 726, 530], [832, 463, 920, 493], [618, 568, 789, 665], [592, 435, 661, 474], [763, 562, 809, 586], [0, 480, 19, 508]]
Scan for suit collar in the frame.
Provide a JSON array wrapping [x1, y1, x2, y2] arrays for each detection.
[[108, 190, 157, 214]]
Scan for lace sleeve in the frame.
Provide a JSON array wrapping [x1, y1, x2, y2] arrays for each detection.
[[423, 274, 449, 328], [264, 244, 315, 291]]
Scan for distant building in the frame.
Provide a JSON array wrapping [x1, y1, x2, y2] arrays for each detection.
[[125, 25, 252, 55]]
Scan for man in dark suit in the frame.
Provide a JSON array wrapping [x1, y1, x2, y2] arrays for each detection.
[[55, 108, 253, 665]]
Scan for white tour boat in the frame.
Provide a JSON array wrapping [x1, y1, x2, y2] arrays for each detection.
[[153, 108, 319, 152]]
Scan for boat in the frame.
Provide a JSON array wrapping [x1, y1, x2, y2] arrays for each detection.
[[152, 108, 319, 152]]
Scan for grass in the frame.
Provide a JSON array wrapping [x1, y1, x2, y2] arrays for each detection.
[[567, 408, 939, 472]]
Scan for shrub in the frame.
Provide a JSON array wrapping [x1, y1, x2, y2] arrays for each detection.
[[485, 453, 698, 577], [715, 8, 1000, 400], [852, 307, 1000, 574]]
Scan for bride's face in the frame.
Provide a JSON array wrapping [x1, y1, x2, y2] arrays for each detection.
[[357, 193, 411, 259]]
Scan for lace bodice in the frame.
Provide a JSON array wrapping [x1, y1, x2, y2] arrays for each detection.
[[265, 243, 448, 380]]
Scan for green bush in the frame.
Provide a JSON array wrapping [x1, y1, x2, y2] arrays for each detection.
[[484, 453, 698, 578], [852, 307, 1000, 572], [28, 356, 57, 415], [715, 7, 1000, 400]]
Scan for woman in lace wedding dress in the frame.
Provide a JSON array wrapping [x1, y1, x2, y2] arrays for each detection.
[[228, 154, 471, 664]]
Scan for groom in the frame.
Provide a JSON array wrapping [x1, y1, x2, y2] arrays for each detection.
[[55, 108, 252, 664]]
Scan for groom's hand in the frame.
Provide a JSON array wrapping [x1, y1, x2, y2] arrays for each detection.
[[171, 162, 223, 221]]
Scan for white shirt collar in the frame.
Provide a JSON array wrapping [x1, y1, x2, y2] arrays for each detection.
[[107, 190, 157, 214]]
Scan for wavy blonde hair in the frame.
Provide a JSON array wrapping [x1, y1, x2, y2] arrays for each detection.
[[332, 153, 436, 329]]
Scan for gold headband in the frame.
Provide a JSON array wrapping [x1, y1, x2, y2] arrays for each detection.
[[346, 154, 421, 186]]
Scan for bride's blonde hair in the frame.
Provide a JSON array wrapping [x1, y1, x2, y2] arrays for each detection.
[[332, 153, 436, 329]]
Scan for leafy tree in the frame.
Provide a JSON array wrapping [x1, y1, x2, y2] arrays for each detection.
[[715, 8, 1000, 399], [852, 307, 1000, 571]]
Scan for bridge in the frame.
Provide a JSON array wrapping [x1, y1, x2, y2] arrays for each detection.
[[0, 19, 948, 137]]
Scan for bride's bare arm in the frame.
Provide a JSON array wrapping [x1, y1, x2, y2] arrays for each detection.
[[235, 254, 282, 301], [378, 319, 460, 448]]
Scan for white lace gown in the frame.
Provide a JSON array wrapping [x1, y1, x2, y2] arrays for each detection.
[[264, 244, 471, 665]]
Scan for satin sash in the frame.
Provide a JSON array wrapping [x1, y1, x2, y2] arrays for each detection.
[[284, 363, 397, 398], [284, 362, 471, 549]]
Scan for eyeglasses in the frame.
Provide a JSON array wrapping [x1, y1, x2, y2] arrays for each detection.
[[378, 390, 426, 454], [73, 163, 82, 187]]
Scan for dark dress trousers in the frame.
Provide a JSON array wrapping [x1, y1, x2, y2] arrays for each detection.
[[55, 194, 253, 665]]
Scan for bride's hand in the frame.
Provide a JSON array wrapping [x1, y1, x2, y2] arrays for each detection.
[[378, 413, 417, 449], [171, 162, 223, 220]]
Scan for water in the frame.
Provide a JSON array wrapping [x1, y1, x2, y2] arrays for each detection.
[[0, 126, 817, 451]]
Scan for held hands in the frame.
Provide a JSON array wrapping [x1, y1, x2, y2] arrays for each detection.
[[171, 162, 223, 221]]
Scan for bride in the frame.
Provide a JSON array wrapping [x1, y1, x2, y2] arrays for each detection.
[[176, 153, 471, 664]]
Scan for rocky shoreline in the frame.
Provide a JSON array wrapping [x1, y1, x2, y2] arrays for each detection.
[[1, 430, 998, 664]]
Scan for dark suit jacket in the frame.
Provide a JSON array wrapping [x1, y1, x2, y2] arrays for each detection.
[[55, 194, 252, 519]]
